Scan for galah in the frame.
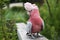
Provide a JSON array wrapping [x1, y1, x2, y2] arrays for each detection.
[[24, 2, 44, 38]]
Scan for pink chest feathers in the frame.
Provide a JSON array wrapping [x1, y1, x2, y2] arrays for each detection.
[[28, 9, 43, 33]]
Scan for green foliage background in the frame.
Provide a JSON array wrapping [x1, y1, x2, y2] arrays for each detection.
[[0, 0, 60, 40]]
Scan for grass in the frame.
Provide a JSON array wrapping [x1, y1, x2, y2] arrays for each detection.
[[5, 7, 29, 23]]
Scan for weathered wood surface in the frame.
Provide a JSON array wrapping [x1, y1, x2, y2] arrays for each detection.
[[16, 23, 48, 40]]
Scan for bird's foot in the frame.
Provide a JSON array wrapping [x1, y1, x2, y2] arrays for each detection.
[[30, 34, 36, 39], [26, 33, 31, 36], [36, 35, 41, 38], [33, 33, 42, 38], [26, 33, 35, 39]]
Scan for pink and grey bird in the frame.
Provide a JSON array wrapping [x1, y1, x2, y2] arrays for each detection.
[[24, 2, 44, 38]]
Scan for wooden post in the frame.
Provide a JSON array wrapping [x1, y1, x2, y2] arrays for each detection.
[[16, 23, 48, 40]]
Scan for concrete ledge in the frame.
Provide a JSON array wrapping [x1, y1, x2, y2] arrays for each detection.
[[16, 23, 48, 40], [9, 3, 23, 8], [3, 3, 23, 9]]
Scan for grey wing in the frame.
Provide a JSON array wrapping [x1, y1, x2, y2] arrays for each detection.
[[41, 20, 44, 31], [26, 21, 32, 33]]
